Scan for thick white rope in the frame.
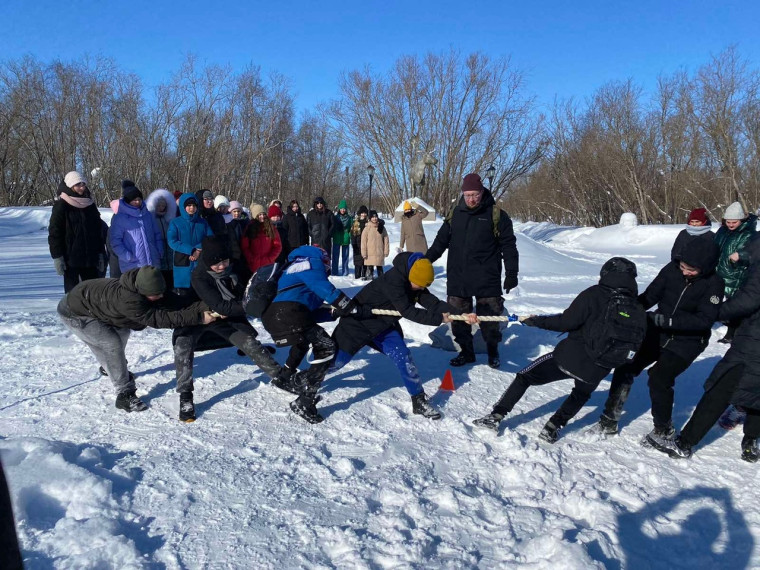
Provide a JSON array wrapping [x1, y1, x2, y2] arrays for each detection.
[[369, 309, 517, 321]]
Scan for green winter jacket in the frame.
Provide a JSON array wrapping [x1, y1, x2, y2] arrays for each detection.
[[715, 213, 758, 297], [332, 200, 353, 246]]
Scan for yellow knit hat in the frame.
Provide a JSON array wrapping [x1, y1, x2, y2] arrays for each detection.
[[408, 258, 434, 287], [403, 201, 412, 211]]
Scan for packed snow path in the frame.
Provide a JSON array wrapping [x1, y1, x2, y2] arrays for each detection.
[[0, 208, 757, 568]]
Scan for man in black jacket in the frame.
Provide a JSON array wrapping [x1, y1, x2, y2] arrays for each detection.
[[426, 173, 519, 369], [650, 240, 760, 462], [282, 200, 309, 250], [57, 266, 216, 412], [473, 258, 643, 443], [329, 252, 477, 419], [594, 240, 724, 445], [306, 196, 334, 255], [172, 236, 284, 421], [48, 171, 107, 292]]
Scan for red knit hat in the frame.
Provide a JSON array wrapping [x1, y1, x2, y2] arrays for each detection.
[[267, 205, 283, 218], [687, 208, 708, 225], [461, 173, 485, 193]]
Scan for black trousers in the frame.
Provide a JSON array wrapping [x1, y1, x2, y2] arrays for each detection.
[[680, 363, 760, 447], [602, 325, 696, 430], [364, 265, 384, 279], [448, 295, 504, 355], [289, 325, 336, 397], [63, 265, 99, 293], [492, 353, 602, 428], [172, 320, 281, 393]]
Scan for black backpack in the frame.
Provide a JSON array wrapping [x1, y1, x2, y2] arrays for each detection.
[[243, 261, 298, 318], [584, 288, 647, 369]]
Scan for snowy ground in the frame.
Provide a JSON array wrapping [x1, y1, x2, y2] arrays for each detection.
[[0, 208, 758, 569]]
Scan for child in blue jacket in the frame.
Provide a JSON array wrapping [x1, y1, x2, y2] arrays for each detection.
[[261, 245, 356, 423], [168, 194, 213, 294]]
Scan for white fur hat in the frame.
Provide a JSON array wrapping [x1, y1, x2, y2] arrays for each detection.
[[64, 171, 86, 188], [724, 202, 746, 220], [214, 195, 230, 209]]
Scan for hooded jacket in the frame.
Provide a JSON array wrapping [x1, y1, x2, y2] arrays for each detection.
[[190, 258, 248, 320], [110, 199, 163, 272], [306, 201, 334, 250], [282, 204, 309, 249], [527, 260, 640, 384], [48, 181, 105, 268], [426, 189, 518, 297], [639, 239, 724, 361], [65, 269, 206, 330], [145, 189, 177, 271], [333, 252, 456, 354], [168, 194, 213, 288]]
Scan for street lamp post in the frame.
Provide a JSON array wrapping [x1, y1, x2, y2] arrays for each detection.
[[485, 165, 496, 191], [367, 164, 375, 210]]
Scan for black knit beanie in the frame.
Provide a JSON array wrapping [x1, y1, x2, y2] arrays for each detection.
[[201, 236, 231, 266], [122, 180, 143, 203]]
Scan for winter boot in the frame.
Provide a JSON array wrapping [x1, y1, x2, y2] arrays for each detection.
[[741, 436, 759, 463], [644, 425, 686, 457], [115, 390, 148, 413], [648, 434, 692, 459], [487, 345, 501, 369], [99, 366, 135, 382], [179, 393, 195, 423], [271, 366, 303, 394], [289, 392, 324, 424], [539, 421, 560, 444], [450, 351, 476, 367], [595, 414, 619, 436], [472, 412, 504, 433], [718, 405, 747, 430], [411, 392, 442, 420]]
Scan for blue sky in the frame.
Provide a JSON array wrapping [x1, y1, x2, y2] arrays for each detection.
[[2, 0, 758, 115]]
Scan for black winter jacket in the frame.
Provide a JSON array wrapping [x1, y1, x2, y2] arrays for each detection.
[[333, 252, 456, 354], [426, 190, 518, 297], [640, 240, 724, 361], [66, 269, 206, 330], [670, 226, 714, 262], [711, 259, 760, 409], [194, 190, 228, 237], [190, 259, 248, 319], [48, 183, 106, 267], [527, 270, 639, 384], [282, 208, 309, 249], [307, 208, 334, 249]]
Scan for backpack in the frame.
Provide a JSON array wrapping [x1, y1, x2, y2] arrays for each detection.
[[243, 261, 298, 318], [445, 204, 503, 238], [583, 288, 647, 369]]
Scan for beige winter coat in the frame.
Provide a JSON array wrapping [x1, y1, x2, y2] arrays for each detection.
[[399, 204, 429, 253], [361, 220, 390, 266]]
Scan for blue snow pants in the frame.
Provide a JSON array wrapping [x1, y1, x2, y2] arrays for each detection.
[[331, 329, 424, 396]]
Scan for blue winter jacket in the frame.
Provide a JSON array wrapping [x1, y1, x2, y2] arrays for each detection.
[[272, 245, 342, 310], [110, 199, 163, 272], [168, 194, 213, 288]]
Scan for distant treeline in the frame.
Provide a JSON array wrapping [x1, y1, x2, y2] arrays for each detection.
[[0, 48, 756, 225]]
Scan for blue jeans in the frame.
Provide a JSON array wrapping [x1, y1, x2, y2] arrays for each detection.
[[332, 243, 350, 276], [331, 329, 423, 396]]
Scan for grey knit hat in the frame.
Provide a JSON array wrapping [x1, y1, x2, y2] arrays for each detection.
[[723, 202, 746, 220]]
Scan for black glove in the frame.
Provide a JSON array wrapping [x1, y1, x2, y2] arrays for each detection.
[[521, 317, 538, 327], [503, 271, 518, 293], [651, 312, 671, 328], [331, 292, 359, 317]]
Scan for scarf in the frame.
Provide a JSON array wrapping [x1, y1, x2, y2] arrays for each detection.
[[59, 193, 94, 209], [207, 267, 239, 301], [686, 224, 713, 236]]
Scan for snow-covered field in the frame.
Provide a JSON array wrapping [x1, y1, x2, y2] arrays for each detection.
[[0, 207, 758, 569]]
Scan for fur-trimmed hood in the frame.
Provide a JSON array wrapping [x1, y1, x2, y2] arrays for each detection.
[[145, 189, 177, 222]]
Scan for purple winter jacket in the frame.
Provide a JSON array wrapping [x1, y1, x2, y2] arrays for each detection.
[[110, 199, 164, 272]]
